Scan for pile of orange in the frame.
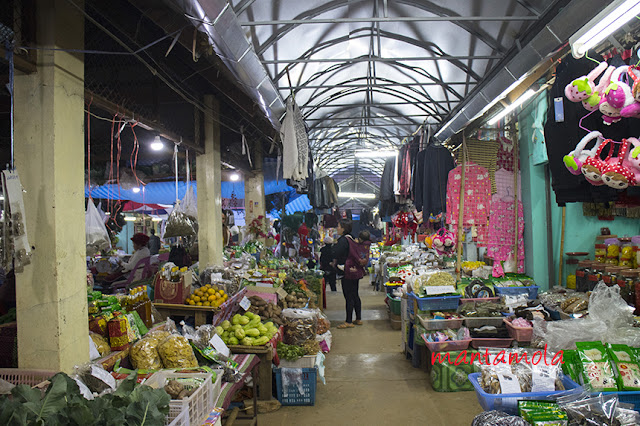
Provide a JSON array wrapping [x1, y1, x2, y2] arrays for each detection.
[[184, 284, 229, 307]]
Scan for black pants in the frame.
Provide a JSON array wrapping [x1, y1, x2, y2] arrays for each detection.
[[324, 270, 337, 291], [342, 278, 361, 323]]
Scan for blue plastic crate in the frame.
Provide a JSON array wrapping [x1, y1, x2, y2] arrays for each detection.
[[468, 373, 580, 415], [601, 391, 640, 412], [408, 293, 461, 314], [274, 368, 317, 406], [494, 286, 539, 300]]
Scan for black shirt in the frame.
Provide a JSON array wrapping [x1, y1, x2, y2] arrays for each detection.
[[333, 235, 351, 266]]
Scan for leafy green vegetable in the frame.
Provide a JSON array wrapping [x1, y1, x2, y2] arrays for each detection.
[[0, 371, 170, 425], [277, 342, 306, 361]]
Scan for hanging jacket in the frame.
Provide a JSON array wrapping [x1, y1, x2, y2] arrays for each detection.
[[415, 144, 455, 215]]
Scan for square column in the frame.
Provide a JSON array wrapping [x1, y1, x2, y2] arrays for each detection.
[[197, 95, 224, 266], [13, 0, 88, 371]]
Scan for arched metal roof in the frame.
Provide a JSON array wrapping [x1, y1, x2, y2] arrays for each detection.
[[169, 0, 586, 188]]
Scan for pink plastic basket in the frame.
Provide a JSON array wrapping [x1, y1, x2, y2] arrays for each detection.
[[421, 335, 471, 352], [504, 318, 533, 342], [0, 368, 56, 387], [470, 337, 513, 349]]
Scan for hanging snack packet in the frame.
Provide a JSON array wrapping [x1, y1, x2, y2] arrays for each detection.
[[576, 341, 617, 392], [607, 343, 640, 391]]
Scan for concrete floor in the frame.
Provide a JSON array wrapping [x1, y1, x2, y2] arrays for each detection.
[[260, 279, 482, 426]]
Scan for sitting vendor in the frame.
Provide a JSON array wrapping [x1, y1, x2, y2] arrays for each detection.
[[103, 233, 150, 284]]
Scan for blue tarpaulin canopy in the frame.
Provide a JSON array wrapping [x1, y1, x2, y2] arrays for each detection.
[[85, 179, 298, 205]]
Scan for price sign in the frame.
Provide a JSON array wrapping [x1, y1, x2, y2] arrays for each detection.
[[532, 366, 555, 392], [209, 334, 230, 357], [276, 287, 288, 299], [239, 296, 251, 311]]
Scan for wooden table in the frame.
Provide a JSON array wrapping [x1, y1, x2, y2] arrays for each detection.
[[153, 303, 217, 326], [228, 344, 273, 401]]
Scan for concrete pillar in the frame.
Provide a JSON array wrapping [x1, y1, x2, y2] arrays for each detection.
[[13, 0, 88, 372], [197, 95, 224, 266], [244, 148, 266, 234]]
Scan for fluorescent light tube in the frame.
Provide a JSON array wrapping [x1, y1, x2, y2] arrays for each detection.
[[571, 0, 640, 58], [338, 192, 376, 199], [355, 150, 397, 158], [152, 217, 162, 222], [488, 89, 536, 125], [124, 216, 136, 222]]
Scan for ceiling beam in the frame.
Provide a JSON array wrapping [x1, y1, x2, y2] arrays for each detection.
[[262, 55, 501, 64], [302, 100, 453, 108], [241, 15, 539, 26], [305, 113, 428, 120], [280, 82, 470, 89]]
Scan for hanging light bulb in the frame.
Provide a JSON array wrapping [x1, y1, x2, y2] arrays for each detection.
[[132, 187, 141, 193], [230, 173, 240, 181], [151, 135, 163, 151]]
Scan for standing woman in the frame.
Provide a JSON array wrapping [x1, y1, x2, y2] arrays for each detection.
[[333, 219, 358, 329]]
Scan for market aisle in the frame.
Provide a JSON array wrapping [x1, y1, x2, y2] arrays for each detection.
[[261, 279, 482, 425]]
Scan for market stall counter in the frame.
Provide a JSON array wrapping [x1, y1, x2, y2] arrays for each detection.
[[153, 303, 216, 327]]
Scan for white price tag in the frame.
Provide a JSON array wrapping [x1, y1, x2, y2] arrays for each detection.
[[424, 285, 456, 296], [239, 296, 251, 311], [276, 287, 288, 299], [532, 366, 555, 392], [497, 372, 521, 394], [209, 334, 230, 357]]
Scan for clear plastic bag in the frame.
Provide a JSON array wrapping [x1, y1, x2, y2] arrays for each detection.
[[282, 308, 317, 346], [86, 200, 111, 255], [471, 410, 529, 426], [164, 186, 198, 238], [535, 283, 640, 351], [157, 334, 198, 368], [130, 330, 170, 370]]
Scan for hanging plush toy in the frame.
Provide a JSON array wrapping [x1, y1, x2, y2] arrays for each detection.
[[564, 61, 608, 102], [391, 211, 418, 237], [600, 66, 634, 125], [563, 130, 604, 175], [581, 139, 615, 185], [432, 228, 456, 256], [602, 138, 639, 189], [620, 66, 640, 118]]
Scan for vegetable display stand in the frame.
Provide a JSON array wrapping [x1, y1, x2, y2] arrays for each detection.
[[153, 303, 218, 327], [468, 373, 580, 415], [274, 367, 317, 406], [228, 343, 275, 400], [145, 371, 217, 425]]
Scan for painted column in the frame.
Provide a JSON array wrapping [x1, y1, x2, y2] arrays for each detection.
[[13, 0, 88, 371], [244, 148, 266, 238], [197, 95, 224, 266]]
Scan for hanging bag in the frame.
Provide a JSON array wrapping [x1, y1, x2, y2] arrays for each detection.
[[86, 199, 111, 255], [563, 130, 604, 175], [164, 186, 198, 238], [602, 139, 637, 189], [581, 139, 615, 186], [344, 237, 369, 280]]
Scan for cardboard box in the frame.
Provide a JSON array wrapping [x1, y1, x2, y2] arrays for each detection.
[[154, 272, 192, 304]]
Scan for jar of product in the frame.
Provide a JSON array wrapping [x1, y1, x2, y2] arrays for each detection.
[[586, 263, 605, 291], [576, 260, 593, 292], [605, 266, 625, 287], [605, 256, 619, 266], [607, 239, 620, 259], [617, 269, 638, 308], [595, 244, 607, 263], [565, 252, 588, 289]]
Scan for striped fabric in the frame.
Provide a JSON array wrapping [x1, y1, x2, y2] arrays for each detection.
[[457, 139, 500, 194], [217, 353, 260, 410]]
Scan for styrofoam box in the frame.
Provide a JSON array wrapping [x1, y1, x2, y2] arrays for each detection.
[[279, 355, 317, 369], [146, 371, 221, 425]]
